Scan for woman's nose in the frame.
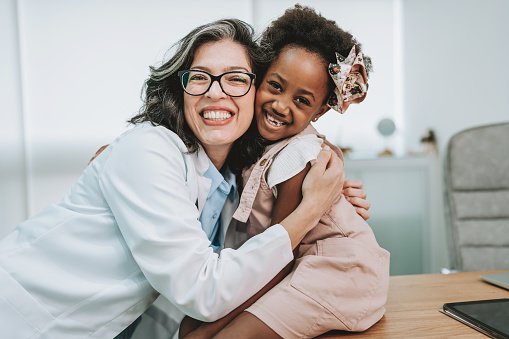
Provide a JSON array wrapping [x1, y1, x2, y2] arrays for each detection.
[[206, 80, 227, 100]]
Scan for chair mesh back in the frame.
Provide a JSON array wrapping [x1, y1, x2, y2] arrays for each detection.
[[445, 122, 509, 271]]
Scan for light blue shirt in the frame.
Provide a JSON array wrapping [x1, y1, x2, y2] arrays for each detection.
[[200, 159, 236, 251]]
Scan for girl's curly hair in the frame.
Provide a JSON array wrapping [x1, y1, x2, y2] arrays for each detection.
[[259, 4, 372, 101]]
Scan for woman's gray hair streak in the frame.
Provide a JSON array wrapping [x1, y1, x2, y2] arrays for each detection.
[[150, 21, 251, 81], [129, 18, 266, 175]]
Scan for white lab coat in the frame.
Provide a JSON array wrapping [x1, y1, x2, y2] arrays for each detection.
[[0, 122, 293, 339]]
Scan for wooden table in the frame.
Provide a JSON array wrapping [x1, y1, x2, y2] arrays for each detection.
[[319, 270, 509, 338]]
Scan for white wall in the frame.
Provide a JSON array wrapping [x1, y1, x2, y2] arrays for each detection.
[[402, 0, 509, 154], [401, 0, 509, 271], [0, 0, 27, 236], [1, 0, 508, 271]]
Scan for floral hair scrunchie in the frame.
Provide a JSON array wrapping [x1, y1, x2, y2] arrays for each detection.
[[327, 45, 368, 114]]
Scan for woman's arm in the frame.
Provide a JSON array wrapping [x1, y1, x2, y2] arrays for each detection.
[[99, 127, 343, 322], [179, 164, 312, 339], [179, 257, 293, 338], [180, 159, 375, 337], [89, 145, 371, 221], [180, 152, 377, 337], [180, 147, 351, 337]]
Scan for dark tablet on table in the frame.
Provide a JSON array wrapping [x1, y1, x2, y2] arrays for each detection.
[[440, 298, 509, 338]]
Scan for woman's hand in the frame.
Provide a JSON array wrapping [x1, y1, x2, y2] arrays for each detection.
[[88, 145, 109, 165], [343, 179, 371, 220], [301, 146, 345, 216]]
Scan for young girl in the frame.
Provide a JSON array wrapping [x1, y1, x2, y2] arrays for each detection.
[[180, 5, 390, 339]]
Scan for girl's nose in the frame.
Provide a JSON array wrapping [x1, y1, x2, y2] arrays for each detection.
[[271, 99, 290, 116]]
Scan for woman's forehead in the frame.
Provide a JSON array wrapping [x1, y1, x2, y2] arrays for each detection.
[[191, 39, 252, 72]]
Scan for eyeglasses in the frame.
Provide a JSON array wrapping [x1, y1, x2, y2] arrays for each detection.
[[178, 70, 256, 97]]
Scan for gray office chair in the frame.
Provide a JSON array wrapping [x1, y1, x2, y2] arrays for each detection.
[[445, 122, 509, 271]]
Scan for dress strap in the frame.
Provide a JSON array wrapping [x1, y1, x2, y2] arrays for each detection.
[[232, 124, 338, 222], [232, 135, 295, 222]]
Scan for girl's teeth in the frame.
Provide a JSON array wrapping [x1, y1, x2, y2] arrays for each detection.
[[203, 111, 232, 121], [267, 114, 284, 127]]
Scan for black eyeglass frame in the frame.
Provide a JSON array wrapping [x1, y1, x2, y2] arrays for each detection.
[[177, 70, 256, 97]]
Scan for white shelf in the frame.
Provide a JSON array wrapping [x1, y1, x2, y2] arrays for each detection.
[[344, 155, 441, 275]]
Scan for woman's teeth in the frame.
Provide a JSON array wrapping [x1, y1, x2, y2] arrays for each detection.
[[266, 114, 285, 127], [202, 111, 232, 121]]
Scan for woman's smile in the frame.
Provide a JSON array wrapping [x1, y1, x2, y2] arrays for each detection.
[[183, 39, 255, 157], [200, 106, 234, 124]]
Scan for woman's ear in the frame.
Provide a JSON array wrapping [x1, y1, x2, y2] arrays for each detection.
[[312, 105, 331, 122]]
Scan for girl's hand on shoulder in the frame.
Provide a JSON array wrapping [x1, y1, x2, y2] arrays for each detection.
[[343, 179, 371, 220]]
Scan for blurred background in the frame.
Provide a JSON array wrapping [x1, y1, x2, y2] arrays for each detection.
[[1, 0, 508, 275]]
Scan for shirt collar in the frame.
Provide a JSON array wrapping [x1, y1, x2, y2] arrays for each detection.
[[203, 159, 236, 200]]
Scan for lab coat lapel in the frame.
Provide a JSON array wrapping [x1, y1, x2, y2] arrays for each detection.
[[193, 147, 212, 215]]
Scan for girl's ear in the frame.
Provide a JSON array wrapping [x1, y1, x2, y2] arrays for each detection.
[[312, 105, 331, 122]]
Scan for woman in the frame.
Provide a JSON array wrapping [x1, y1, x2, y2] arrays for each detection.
[[0, 19, 345, 338]]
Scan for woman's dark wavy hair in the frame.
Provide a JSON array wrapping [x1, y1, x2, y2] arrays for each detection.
[[258, 4, 372, 102], [129, 19, 266, 175]]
